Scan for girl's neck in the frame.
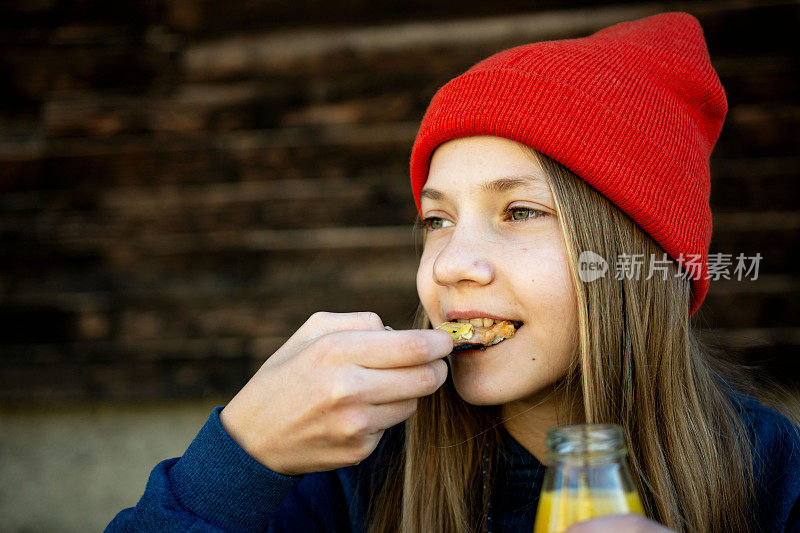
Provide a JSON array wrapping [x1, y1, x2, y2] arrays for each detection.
[[501, 389, 570, 465]]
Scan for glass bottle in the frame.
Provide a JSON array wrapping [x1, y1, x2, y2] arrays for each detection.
[[533, 424, 644, 533]]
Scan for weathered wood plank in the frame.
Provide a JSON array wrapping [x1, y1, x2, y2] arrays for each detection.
[[180, 1, 799, 81], [2, 104, 800, 193], [31, 54, 799, 139], [161, 0, 641, 37], [0, 288, 422, 360], [699, 287, 800, 328], [0, 122, 420, 191]]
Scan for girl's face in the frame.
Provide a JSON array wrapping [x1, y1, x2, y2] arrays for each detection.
[[416, 135, 579, 406]]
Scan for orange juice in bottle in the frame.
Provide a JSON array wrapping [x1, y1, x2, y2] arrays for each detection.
[[533, 424, 644, 533]]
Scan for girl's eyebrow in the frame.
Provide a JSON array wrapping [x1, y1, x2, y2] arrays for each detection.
[[482, 175, 546, 194], [420, 174, 548, 200]]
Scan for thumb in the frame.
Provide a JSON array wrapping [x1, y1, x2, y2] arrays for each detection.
[[564, 514, 673, 533]]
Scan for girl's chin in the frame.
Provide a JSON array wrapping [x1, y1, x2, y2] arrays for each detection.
[[453, 388, 502, 406], [449, 370, 514, 406]]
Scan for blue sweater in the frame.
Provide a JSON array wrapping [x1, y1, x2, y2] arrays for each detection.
[[107, 393, 800, 532]]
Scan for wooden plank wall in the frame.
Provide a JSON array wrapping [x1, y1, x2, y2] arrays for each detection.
[[1, 0, 798, 404]]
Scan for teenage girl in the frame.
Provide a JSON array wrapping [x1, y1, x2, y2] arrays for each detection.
[[107, 12, 800, 533]]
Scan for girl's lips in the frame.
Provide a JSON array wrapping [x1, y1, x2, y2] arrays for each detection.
[[445, 311, 523, 324]]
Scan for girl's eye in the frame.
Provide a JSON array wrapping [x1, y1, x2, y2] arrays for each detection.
[[419, 217, 453, 231], [509, 207, 546, 221]]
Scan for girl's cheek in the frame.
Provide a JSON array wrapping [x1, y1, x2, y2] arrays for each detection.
[[416, 258, 436, 302]]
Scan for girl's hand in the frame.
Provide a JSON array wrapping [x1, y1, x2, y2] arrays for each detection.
[[219, 311, 452, 475], [565, 514, 674, 532]]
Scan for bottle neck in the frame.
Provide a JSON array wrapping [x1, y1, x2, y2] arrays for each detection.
[[545, 423, 627, 463]]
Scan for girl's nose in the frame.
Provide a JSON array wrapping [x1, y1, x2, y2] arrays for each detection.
[[431, 228, 495, 287]]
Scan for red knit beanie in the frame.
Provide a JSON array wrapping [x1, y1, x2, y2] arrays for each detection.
[[409, 12, 727, 316]]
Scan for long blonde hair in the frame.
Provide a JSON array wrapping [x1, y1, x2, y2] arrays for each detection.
[[366, 147, 795, 532]]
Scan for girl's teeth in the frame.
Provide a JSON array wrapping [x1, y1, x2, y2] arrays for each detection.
[[453, 318, 498, 327]]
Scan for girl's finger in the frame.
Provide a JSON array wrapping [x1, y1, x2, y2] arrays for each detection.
[[366, 398, 420, 430], [356, 362, 448, 404], [270, 311, 386, 364], [564, 514, 674, 533], [300, 311, 385, 338], [325, 329, 452, 369]]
